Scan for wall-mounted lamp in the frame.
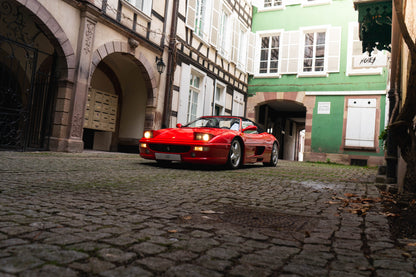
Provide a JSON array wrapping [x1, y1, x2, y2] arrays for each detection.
[[155, 57, 166, 74]]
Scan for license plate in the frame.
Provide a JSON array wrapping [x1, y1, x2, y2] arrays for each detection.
[[155, 153, 181, 161]]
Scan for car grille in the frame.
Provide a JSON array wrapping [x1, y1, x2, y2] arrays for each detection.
[[149, 144, 190, 153]]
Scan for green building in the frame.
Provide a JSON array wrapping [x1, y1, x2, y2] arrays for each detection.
[[246, 0, 389, 166]]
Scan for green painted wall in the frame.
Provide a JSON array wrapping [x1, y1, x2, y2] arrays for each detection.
[[249, 0, 388, 159], [311, 96, 344, 153], [248, 1, 388, 95], [311, 95, 386, 156]]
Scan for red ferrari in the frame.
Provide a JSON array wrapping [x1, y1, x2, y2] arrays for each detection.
[[139, 116, 279, 169]]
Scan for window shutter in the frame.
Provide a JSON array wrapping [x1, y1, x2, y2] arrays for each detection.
[[210, 0, 220, 47], [327, 27, 341, 72], [186, 0, 196, 30], [280, 30, 300, 74], [143, 0, 152, 16], [204, 77, 214, 115], [231, 17, 239, 63], [345, 99, 376, 147], [247, 32, 256, 74], [178, 64, 191, 124]]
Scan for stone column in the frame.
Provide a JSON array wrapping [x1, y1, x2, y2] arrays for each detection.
[[66, 11, 97, 152]]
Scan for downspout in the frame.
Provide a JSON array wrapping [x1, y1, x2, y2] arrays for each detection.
[[385, 1, 402, 184], [162, 0, 179, 128]]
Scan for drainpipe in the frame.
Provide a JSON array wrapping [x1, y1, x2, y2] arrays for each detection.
[[385, 2, 401, 184], [162, 0, 179, 128]]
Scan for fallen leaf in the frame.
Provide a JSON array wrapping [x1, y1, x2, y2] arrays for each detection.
[[407, 242, 416, 247], [183, 216, 192, 220], [344, 193, 358, 198], [402, 252, 412, 258], [168, 230, 177, 233]]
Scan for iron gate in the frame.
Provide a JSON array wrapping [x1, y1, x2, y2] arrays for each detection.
[[0, 35, 56, 151]]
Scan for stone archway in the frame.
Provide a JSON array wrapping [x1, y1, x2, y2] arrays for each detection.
[[0, 0, 75, 151], [90, 42, 158, 131], [247, 91, 315, 161], [86, 42, 158, 152]]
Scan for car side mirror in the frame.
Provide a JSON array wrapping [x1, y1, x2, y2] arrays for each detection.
[[176, 123, 182, 128], [242, 125, 257, 132]]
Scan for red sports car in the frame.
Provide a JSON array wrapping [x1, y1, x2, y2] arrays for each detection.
[[139, 116, 279, 169]]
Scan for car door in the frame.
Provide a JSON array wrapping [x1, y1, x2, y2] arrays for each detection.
[[241, 119, 266, 162]]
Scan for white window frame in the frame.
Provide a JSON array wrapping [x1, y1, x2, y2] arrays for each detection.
[[213, 81, 226, 115], [195, 0, 212, 41], [346, 22, 384, 76], [237, 27, 249, 70], [298, 25, 337, 78], [217, 4, 232, 60], [122, 0, 152, 17], [187, 70, 205, 122], [300, 29, 327, 75], [232, 91, 245, 117], [255, 30, 282, 77]]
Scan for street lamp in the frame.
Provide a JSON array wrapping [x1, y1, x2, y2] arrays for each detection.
[[155, 57, 166, 74]]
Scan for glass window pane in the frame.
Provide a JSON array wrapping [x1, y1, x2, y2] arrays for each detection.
[[261, 49, 269, 60], [317, 32, 326, 44], [271, 49, 279, 60], [315, 59, 324, 71], [261, 37, 270, 48], [316, 45, 325, 57], [271, 36, 279, 47], [270, 61, 278, 72], [304, 46, 313, 58], [305, 33, 314, 46]]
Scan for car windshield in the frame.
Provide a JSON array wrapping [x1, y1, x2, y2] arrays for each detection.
[[184, 117, 241, 130]]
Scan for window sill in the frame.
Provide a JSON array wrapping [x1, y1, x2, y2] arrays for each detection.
[[344, 146, 377, 152], [302, 0, 332, 8], [297, 72, 328, 78], [121, 0, 151, 22], [253, 73, 281, 79], [258, 6, 284, 12], [346, 69, 383, 76]]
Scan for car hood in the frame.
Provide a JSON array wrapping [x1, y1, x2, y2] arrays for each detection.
[[148, 127, 235, 141]]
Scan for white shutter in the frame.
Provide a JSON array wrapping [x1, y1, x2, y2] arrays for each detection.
[[186, 0, 196, 30], [178, 64, 191, 124], [202, 0, 212, 41], [345, 99, 376, 147], [204, 77, 214, 115], [280, 31, 300, 74], [247, 32, 256, 74], [210, 0, 220, 47], [231, 17, 239, 63], [327, 27, 341, 72], [143, 0, 152, 16]]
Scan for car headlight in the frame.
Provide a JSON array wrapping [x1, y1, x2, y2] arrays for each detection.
[[194, 133, 213, 142], [143, 131, 153, 139]]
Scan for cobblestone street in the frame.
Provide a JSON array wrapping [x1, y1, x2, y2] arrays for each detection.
[[0, 151, 415, 276]]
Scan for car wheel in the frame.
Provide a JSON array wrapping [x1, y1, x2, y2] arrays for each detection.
[[264, 142, 278, 167], [227, 138, 242, 169]]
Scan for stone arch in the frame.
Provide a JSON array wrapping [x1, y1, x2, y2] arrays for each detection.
[[247, 91, 314, 161], [15, 0, 76, 82], [90, 42, 157, 130]]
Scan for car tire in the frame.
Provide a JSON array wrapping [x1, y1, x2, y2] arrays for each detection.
[[264, 142, 278, 167], [227, 138, 242, 169]]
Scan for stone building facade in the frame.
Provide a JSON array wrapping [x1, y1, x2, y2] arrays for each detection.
[[0, 0, 253, 153]]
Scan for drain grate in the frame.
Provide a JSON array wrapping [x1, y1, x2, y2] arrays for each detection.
[[219, 206, 319, 231]]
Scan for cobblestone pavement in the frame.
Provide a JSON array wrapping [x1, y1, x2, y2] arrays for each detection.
[[0, 151, 415, 277]]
